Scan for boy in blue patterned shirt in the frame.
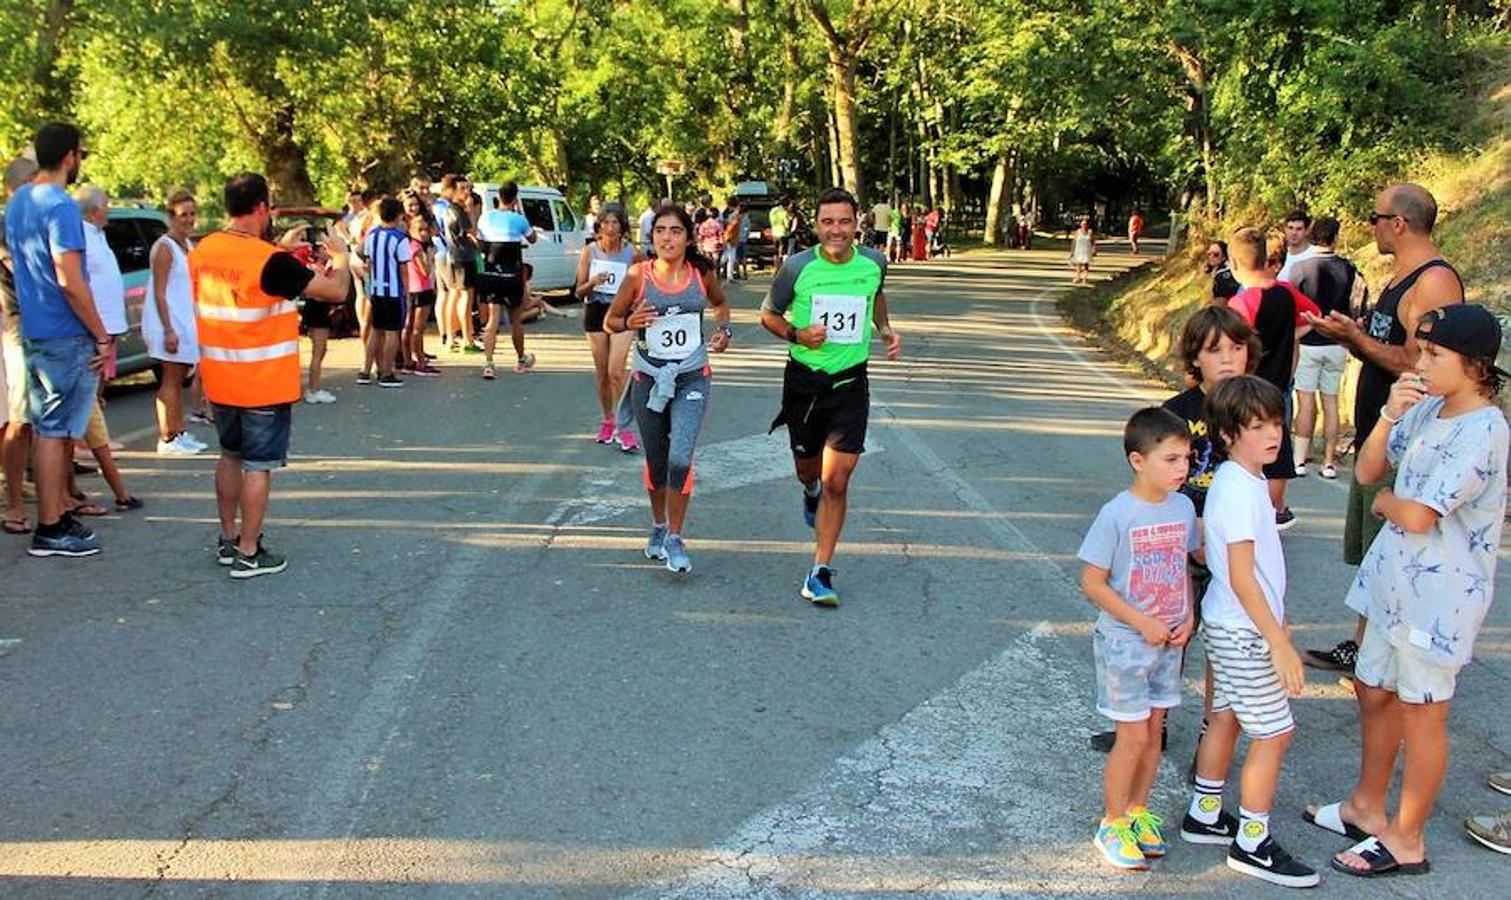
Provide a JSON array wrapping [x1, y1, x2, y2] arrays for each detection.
[[1316, 304, 1508, 878]]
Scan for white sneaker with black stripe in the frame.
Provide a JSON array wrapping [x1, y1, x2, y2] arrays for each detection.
[[1226, 835, 1319, 888]]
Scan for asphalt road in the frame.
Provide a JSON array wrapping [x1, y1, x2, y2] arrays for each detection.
[[2, 244, 1507, 898]]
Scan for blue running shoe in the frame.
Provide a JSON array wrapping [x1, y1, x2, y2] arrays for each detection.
[[664, 534, 691, 574], [802, 484, 821, 528], [1093, 818, 1149, 870], [644, 524, 668, 561], [801, 566, 839, 607]]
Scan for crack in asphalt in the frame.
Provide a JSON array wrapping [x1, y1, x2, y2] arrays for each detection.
[[138, 637, 327, 898]]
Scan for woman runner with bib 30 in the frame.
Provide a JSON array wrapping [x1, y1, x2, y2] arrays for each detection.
[[605, 205, 731, 575], [575, 202, 641, 450]]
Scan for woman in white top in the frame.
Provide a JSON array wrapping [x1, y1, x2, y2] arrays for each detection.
[[574, 203, 642, 448], [147, 191, 205, 455], [1069, 216, 1096, 285]]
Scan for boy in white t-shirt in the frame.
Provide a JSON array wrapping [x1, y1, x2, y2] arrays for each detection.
[[1181, 375, 1319, 889], [1077, 407, 1198, 870]]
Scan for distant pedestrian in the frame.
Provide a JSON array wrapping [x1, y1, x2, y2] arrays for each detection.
[[870, 196, 892, 251], [1275, 209, 1317, 282], [359, 197, 411, 388], [1288, 215, 1363, 480], [1069, 217, 1096, 284], [2, 155, 40, 537], [768, 196, 791, 270], [189, 172, 353, 578], [1128, 209, 1144, 255]]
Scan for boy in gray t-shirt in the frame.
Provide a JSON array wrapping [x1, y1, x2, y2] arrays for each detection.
[[1077, 408, 1197, 871]]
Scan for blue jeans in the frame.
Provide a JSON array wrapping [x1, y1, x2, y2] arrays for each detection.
[[213, 403, 292, 471], [23, 334, 98, 439]]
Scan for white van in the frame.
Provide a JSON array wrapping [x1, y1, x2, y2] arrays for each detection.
[[435, 183, 585, 292]]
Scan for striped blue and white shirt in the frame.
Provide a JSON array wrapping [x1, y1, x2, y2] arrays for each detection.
[[363, 225, 413, 299]]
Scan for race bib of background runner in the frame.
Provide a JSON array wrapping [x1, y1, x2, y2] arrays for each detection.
[[647, 312, 702, 361], [589, 259, 627, 296], [810, 294, 867, 345]]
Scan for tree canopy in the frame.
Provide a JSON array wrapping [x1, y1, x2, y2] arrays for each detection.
[[3, 0, 1502, 239]]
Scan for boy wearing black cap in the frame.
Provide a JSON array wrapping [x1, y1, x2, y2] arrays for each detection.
[[1311, 304, 1508, 878]]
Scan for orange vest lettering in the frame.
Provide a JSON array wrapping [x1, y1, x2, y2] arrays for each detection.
[[189, 232, 302, 407]]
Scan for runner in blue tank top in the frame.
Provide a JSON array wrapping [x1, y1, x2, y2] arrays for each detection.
[[476, 180, 537, 379], [604, 204, 732, 574]]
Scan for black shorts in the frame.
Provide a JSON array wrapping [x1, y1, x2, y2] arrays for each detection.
[[771, 359, 869, 457], [410, 289, 436, 308], [300, 298, 331, 331], [479, 275, 525, 309], [582, 301, 610, 334], [370, 295, 404, 331]]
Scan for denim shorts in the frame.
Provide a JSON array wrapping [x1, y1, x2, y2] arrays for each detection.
[[24, 334, 99, 439], [213, 402, 292, 471], [1093, 626, 1184, 722]]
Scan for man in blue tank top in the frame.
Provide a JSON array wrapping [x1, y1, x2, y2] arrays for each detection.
[[476, 181, 537, 379]]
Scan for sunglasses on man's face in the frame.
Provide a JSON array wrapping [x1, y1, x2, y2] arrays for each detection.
[[1368, 211, 1406, 226]]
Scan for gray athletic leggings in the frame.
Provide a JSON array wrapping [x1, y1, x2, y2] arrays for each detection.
[[630, 368, 710, 493]]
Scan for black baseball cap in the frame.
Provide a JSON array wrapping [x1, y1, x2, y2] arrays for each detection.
[[1415, 304, 1510, 376]]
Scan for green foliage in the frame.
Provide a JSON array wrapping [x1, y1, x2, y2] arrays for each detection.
[[0, 0, 1501, 228]]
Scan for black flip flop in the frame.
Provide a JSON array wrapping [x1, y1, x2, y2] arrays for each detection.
[[1303, 803, 1372, 842], [2, 517, 31, 535], [1330, 837, 1431, 877]]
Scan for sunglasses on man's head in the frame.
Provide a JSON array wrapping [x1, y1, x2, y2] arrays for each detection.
[[1368, 211, 1406, 225]]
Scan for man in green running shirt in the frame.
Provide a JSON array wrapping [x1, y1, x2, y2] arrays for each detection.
[[761, 187, 902, 607]]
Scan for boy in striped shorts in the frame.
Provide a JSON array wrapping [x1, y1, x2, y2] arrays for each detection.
[[1180, 375, 1319, 888]]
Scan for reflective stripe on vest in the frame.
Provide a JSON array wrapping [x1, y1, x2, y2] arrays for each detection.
[[189, 232, 303, 408], [200, 340, 300, 363], [197, 300, 298, 322]]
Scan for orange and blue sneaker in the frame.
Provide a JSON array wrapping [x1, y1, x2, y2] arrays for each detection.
[[1128, 807, 1168, 858], [1094, 817, 1149, 870]]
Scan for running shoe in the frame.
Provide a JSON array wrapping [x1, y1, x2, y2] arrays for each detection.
[[156, 434, 202, 456], [1319, 464, 1338, 480], [304, 389, 336, 404], [217, 535, 238, 566], [412, 364, 441, 378], [1180, 809, 1238, 845], [482, 364, 497, 380], [803, 485, 821, 528], [616, 429, 640, 453], [595, 419, 616, 444], [1304, 639, 1358, 673], [801, 566, 840, 607], [1092, 819, 1148, 871], [463, 344, 482, 354], [515, 352, 536, 373], [1275, 507, 1297, 531], [180, 431, 209, 452], [27, 522, 101, 558], [1489, 770, 1511, 796], [1226, 835, 1319, 888], [1465, 811, 1511, 855], [378, 374, 404, 388], [1294, 462, 1308, 477], [644, 523, 668, 561], [356, 371, 373, 385], [664, 534, 692, 574], [449, 341, 461, 354], [1129, 809, 1168, 858], [230, 540, 288, 579]]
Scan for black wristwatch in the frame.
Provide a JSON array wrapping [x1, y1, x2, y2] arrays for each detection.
[[784, 324, 798, 343]]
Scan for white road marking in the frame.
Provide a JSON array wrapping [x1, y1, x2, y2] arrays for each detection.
[[628, 405, 1139, 897], [544, 431, 883, 528], [1027, 290, 1161, 404]]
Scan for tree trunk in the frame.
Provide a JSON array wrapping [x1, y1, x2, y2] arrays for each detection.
[[263, 105, 316, 205], [776, 0, 802, 147], [984, 151, 1013, 245], [827, 99, 843, 188], [830, 53, 862, 194]]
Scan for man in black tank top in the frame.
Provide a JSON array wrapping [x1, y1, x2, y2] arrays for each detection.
[[1299, 183, 1463, 673]]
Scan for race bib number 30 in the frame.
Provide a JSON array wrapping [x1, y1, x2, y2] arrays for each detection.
[[647, 312, 702, 361], [810, 294, 867, 345], [589, 259, 627, 295]]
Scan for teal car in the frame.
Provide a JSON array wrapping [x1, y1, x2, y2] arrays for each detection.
[[101, 204, 170, 380]]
